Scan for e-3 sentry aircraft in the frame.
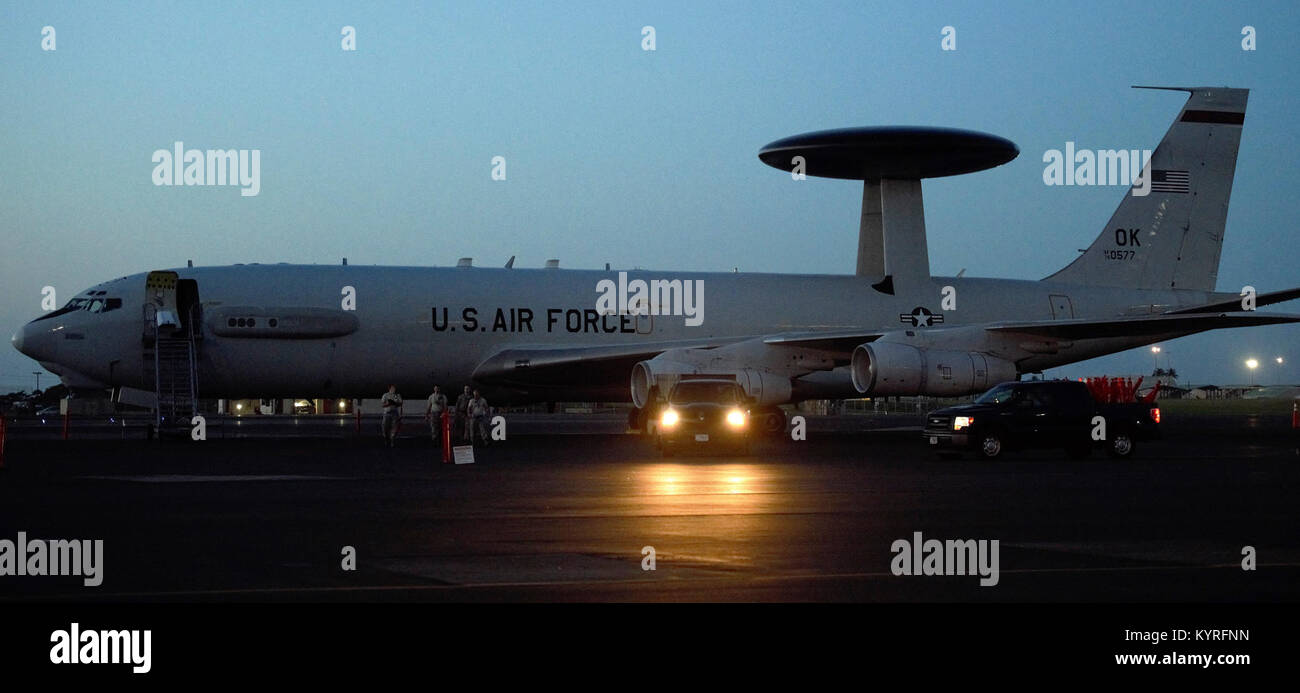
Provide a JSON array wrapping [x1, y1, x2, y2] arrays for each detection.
[[11, 86, 1300, 431]]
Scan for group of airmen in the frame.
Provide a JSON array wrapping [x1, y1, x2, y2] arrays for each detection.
[[379, 384, 492, 448]]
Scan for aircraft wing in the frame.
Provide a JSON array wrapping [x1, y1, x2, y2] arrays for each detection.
[[474, 328, 885, 391], [475, 310, 1298, 395], [472, 337, 740, 389], [1164, 287, 1300, 314], [762, 329, 885, 353], [986, 311, 1300, 339]]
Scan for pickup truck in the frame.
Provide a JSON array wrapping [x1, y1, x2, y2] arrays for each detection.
[[923, 380, 1161, 459], [655, 377, 753, 456]]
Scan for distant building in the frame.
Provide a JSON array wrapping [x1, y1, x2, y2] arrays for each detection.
[[1242, 385, 1300, 400]]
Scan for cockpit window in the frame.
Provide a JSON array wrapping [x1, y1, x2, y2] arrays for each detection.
[[32, 298, 88, 321], [31, 296, 120, 321]]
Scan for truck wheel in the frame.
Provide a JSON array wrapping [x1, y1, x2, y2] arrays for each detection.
[[978, 432, 1005, 459], [759, 408, 786, 436], [1106, 433, 1136, 459]]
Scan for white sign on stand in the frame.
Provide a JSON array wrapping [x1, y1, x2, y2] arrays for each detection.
[[452, 445, 476, 465]]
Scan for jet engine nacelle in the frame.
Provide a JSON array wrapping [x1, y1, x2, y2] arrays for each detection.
[[630, 357, 792, 408], [850, 342, 1016, 396]]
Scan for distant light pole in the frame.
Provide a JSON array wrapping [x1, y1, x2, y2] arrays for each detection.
[[32, 371, 41, 393], [1150, 346, 1161, 373], [1246, 358, 1259, 386]]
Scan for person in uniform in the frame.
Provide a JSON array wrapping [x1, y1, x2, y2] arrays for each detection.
[[468, 389, 491, 446], [454, 385, 473, 443], [424, 385, 448, 444], [380, 385, 403, 447]]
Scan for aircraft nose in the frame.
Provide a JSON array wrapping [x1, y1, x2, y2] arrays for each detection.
[[12, 321, 48, 361]]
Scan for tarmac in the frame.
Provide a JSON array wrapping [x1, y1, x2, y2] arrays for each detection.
[[0, 410, 1296, 602]]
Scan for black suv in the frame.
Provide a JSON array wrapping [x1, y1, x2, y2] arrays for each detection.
[[656, 378, 753, 455], [924, 380, 1161, 459]]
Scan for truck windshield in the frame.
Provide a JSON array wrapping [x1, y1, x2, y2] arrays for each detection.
[[670, 382, 741, 404], [975, 383, 1017, 404]]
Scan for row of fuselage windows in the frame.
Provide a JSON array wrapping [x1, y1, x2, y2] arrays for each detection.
[[227, 317, 279, 328]]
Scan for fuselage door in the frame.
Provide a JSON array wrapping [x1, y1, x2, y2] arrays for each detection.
[[1049, 294, 1074, 320], [145, 271, 181, 329]]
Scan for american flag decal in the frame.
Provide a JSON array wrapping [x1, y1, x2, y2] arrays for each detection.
[[1150, 169, 1190, 194]]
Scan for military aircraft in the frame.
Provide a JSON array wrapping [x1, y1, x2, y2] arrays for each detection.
[[12, 86, 1298, 431]]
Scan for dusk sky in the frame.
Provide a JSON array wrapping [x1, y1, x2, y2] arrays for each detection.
[[2, 1, 1297, 392]]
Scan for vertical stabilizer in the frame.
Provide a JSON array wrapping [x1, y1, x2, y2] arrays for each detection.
[[1046, 87, 1248, 291]]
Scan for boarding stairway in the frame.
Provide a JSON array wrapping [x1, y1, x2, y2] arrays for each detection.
[[154, 336, 197, 427], [142, 303, 200, 433]]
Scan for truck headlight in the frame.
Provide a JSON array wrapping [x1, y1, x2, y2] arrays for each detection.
[[661, 409, 679, 427], [726, 409, 746, 428], [953, 416, 974, 431]]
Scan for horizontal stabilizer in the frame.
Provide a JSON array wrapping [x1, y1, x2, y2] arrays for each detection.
[[987, 311, 1300, 340], [1165, 287, 1300, 314]]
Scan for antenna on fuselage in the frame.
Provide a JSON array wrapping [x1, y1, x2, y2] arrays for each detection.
[[758, 127, 1017, 294]]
